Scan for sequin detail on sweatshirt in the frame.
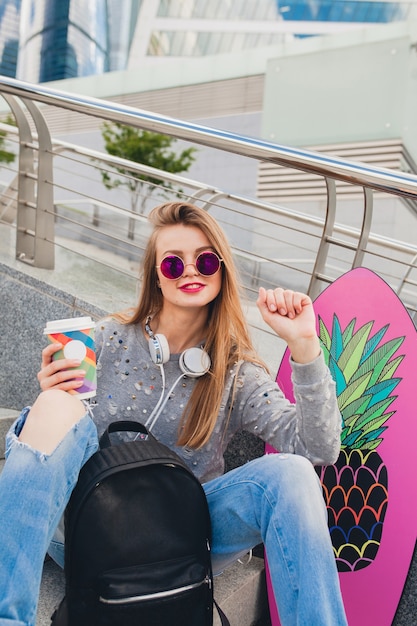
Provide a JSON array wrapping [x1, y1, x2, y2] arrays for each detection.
[[93, 319, 341, 482]]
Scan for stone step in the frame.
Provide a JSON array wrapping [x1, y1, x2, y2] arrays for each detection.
[[212, 556, 270, 626], [1, 410, 271, 626], [0, 408, 19, 458]]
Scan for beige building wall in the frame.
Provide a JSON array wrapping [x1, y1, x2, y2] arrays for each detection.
[[262, 21, 417, 158]]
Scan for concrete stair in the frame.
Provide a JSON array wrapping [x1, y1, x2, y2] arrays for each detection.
[[0, 410, 271, 626]]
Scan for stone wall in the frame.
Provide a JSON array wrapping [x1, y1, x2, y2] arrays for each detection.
[[0, 263, 106, 410]]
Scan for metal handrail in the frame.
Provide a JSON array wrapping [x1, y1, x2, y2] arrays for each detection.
[[1, 122, 416, 259], [0, 74, 416, 347], [1, 75, 417, 200], [10, 130, 417, 268]]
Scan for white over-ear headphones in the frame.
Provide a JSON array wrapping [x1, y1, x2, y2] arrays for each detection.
[[145, 317, 211, 377]]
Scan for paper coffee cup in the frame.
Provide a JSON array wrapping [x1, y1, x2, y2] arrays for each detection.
[[44, 316, 97, 400]]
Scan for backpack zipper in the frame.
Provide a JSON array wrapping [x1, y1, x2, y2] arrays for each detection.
[[99, 575, 211, 605]]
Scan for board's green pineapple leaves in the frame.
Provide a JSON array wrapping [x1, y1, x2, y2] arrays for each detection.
[[316, 314, 405, 571]]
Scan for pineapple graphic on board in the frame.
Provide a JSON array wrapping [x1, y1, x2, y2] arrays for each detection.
[[316, 313, 405, 572]]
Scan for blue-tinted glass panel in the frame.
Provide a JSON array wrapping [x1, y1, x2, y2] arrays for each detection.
[[0, 0, 21, 77], [276, 0, 409, 24]]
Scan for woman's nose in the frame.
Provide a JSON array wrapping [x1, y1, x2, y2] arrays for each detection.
[[182, 261, 198, 275]]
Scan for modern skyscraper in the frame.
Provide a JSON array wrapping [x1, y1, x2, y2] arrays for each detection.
[[16, 0, 109, 83], [0, 0, 21, 78]]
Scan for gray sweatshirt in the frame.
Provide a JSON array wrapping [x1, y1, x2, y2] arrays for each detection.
[[93, 319, 341, 483]]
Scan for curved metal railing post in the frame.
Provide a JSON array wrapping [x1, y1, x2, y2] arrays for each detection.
[[308, 181, 375, 298], [308, 177, 337, 298], [2, 94, 37, 264], [352, 187, 374, 268], [22, 96, 54, 269], [1, 93, 54, 268]]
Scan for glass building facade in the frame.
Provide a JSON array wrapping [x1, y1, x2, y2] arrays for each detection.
[[0, 0, 21, 77], [107, 0, 140, 72], [0, 0, 413, 82], [156, 0, 410, 24], [128, 0, 413, 61], [16, 0, 109, 82], [146, 0, 286, 58], [276, 0, 409, 25]]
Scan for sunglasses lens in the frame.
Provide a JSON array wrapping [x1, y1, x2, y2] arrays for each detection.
[[160, 255, 184, 279], [196, 252, 221, 276]]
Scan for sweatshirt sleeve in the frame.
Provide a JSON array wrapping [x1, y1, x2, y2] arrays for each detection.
[[232, 353, 342, 465]]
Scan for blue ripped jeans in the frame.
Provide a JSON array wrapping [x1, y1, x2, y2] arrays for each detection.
[[0, 408, 347, 626]]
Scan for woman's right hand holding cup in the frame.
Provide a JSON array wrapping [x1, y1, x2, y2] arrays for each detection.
[[37, 342, 86, 392]]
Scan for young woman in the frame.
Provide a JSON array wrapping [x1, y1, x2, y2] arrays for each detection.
[[0, 202, 347, 625]]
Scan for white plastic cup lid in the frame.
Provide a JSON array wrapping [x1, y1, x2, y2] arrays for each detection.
[[44, 317, 95, 334]]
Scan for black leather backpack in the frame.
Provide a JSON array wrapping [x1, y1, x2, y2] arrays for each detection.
[[51, 421, 229, 626]]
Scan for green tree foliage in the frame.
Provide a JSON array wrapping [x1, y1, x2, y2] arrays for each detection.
[[100, 122, 197, 238], [0, 114, 16, 165]]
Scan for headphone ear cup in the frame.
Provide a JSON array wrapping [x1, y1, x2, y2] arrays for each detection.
[[148, 333, 170, 364], [179, 347, 211, 378]]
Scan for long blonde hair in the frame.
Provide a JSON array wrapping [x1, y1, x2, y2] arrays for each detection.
[[114, 201, 266, 448]]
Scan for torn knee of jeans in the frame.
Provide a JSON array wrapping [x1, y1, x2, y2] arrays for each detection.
[[5, 410, 91, 461], [6, 437, 50, 462]]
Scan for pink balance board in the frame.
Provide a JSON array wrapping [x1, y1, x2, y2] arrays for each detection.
[[265, 268, 417, 626]]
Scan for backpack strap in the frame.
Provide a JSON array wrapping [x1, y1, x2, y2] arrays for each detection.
[[99, 421, 150, 448], [214, 599, 231, 626]]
